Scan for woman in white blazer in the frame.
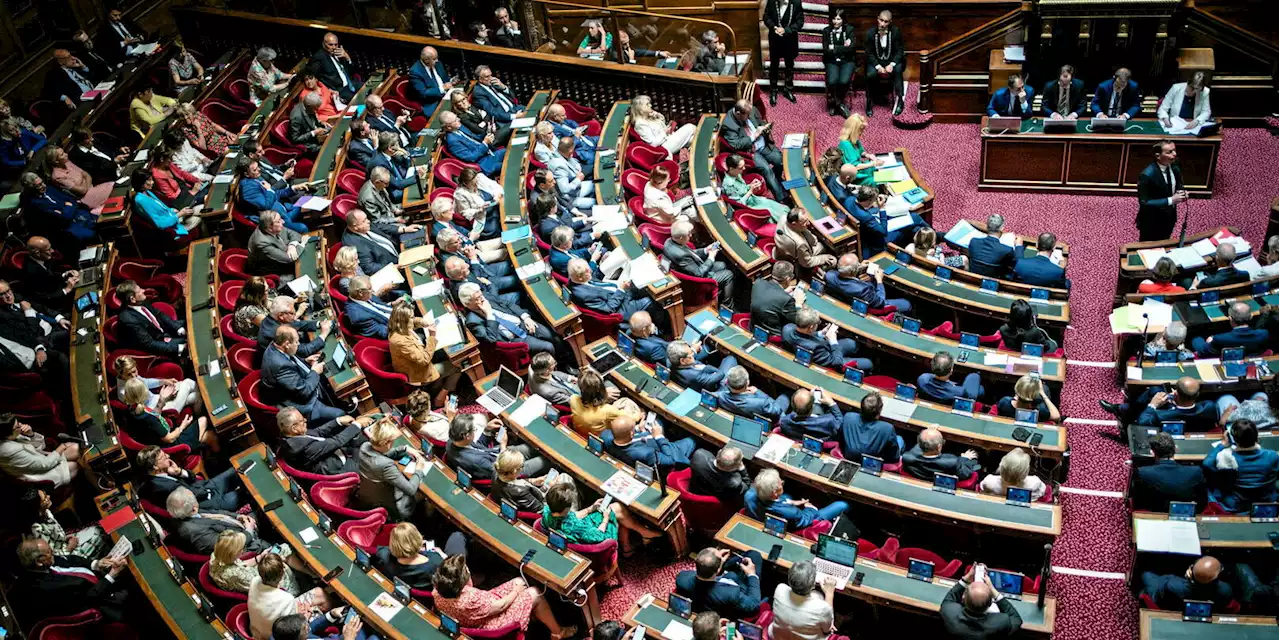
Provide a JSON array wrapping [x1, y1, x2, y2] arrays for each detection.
[[631, 94, 696, 158], [1157, 71, 1211, 128]]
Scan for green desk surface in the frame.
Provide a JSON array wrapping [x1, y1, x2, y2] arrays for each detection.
[[720, 519, 1053, 630], [404, 96, 454, 203], [1172, 293, 1278, 328], [691, 116, 765, 273], [592, 340, 1059, 535], [206, 90, 295, 211], [630, 602, 689, 634], [595, 102, 628, 205], [782, 141, 853, 242], [1142, 611, 1276, 640], [802, 289, 1064, 381], [1019, 118, 1174, 136], [869, 254, 1070, 324], [297, 236, 362, 389], [187, 239, 243, 424], [107, 508, 226, 639], [1128, 425, 1279, 459], [312, 73, 385, 183], [234, 448, 453, 639], [71, 273, 112, 449], [1128, 355, 1278, 385], [1133, 512, 1279, 547], [680, 309, 1065, 452]]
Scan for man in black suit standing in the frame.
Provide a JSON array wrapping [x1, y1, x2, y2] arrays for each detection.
[[1136, 140, 1187, 241], [750, 260, 800, 336], [1040, 64, 1087, 120], [277, 407, 369, 476], [763, 0, 804, 106], [115, 280, 186, 357], [137, 445, 246, 512], [865, 10, 907, 115], [309, 32, 361, 102], [689, 445, 752, 507], [14, 539, 129, 623], [939, 564, 1023, 639]]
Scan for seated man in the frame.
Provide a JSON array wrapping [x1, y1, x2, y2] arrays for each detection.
[[13, 539, 129, 624], [18, 173, 98, 246], [137, 445, 245, 512], [358, 167, 405, 226], [363, 94, 413, 147], [1202, 418, 1279, 513], [1144, 321, 1196, 362], [901, 428, 981, 482], [848, 184, 924, 259], [916, 351, 984, 405], [669, 339, 737, 392], [1132, 432, 1206, 512], [774, 209, 837, 271], [549, 226, 603, 278], [546, 103, 599, 167], [779, 388, 843, 441], [548, 136, 596, 213], [287, 93, 330, 155], [1091, 67, 1142, 120], [825, 253, 912, 312], [527, 352, 602, 406], [720, 99, 784, 200], [1012, 232, 1068, 289], [781, 307, 873, 371], [940, 565, 1023, 638], [567, 258, 661, 329], [0, 280, 70, 391], [261, 326, 347, 425], [247, 211, 304, 276], [750, 260, 800, 336], [309, 32, 361, 101], [1041, 64, 1087, 120], [532, 181, 593, 249], [628, 310, 710, 366], [674, 547, 763, 621], [826, 163, 859, 213], [839, 392, 904, 463], [968, 213, 1023, 279], [457, 282, 565, 358], [238, 159, 309, 233], [445, 413, 549, 480], [256, 296, 331, 361], [1140, 556, 1233, 610], [407, 46, 452, 116], [453, 89, 513, 148], [441, 111, 505, 177], [689, 445, 752, 507], [115, 280, 186, 357], [603, 413, 697, 472], [1194, 244, 1249, 290], [277, 407, 369, 476], [664, 220, 738, 308], [716, 366, 790, 424], [344, 275, 394, 339], [986, 74, 1034, 119], [367, 132, 428, 202], [167, 487, 266, 555], [471, 65, 524, 123], [1191, 302, 1271, 357], [346, 118, 377, 169], [744, 468, 849, 532], [1135, 377, 1218, 431], [443, 256, 520, 306], [22, 236, 79, 311], [341, 210, 402, 277]]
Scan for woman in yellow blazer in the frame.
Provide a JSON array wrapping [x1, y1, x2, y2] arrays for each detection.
[[569, 370, 644, 437], [129, 85, 177, 137], [387, 302, 460, 406]]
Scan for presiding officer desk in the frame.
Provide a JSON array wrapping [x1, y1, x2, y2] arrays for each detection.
[[70, 243, 127, 473], [230, 445, 460, 640], [691, 115, 771, 281], [1132, 511, 1279, 551], [187, 238, 253, 449], [587, 338, 1064, 539], [1140, 609, 1276, 640], [978, 117, 1222, 197]]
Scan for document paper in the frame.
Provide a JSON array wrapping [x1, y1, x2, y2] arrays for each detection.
[[1134, 518, 1201, 555]]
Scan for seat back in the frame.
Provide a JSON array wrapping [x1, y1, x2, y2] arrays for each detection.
[[625, 145, 666, 172], [199, 561, 249, 603], [279, 456, 357, 486], [220, 314, 256, 347], [354, 339, 412, 403], [226, 603, 251, 638], [621, 168, 651, 198], [670, 269, 718, 310], [237, 370, 278, 428], [732, 208, 777, 237], [332, 193, 358, 222], [578, 307, 624, 343], [434, 158, 472, 188], [894, 547, 962, 578], [217, 280, 243, 312], [336, 168, 366, 196], [310, 476, 387, 521], [667, 468, 736, 533], [227, 343, 256, 376], [557, 99, 596, 123], [463, 622, 526, 640], [336, 511, 393, 554], [637, 223, 672, 250], [200, 100, 249, 132], [328, 274, 350, 305], [218, 249, 250, 281], [533, 517, 618, 577], [30, 609, 103, 640]]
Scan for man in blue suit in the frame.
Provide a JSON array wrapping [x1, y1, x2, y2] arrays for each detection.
[[825, 165, 858, 213], [345, 119, 378, 169], [237, 159, 308, 232], [443, 256, 520, 306], [917, 351, 983, 406], [674, 547, 763, 621], [1091, 67, 1142, 119], [1191, 302, 1272, 357], [532, 189, 594, 249], [367, 132, 427, 202], [968, 213, 1023, 278], [603, 413, 696, 472], [458, 282, 566, 359], [547, 137, 596, 212], [628, 311, 711, 366], [546, 103, 598, 168], [407, 46, 452, 116], [716, 366, 789, 423], [1140, 556, 1233, 611], [839, 392, 904, 463], [19, 173, 97, 246], [1013, 232, 1068, 289], [744, 468, 849, 531], [548, 226, 602, 277], [441, 111, 505, 177], [471, 66, 524, 124], [567, 258, 661, 330], [343, 276, 393, 339], [1132, 432, 1206, 512], [986, 74, 1034, 119], [341, 210, 404, 276], [1194, 244, 1249, 290], [261, 326, 346, 425], [669, 339, 737, 392], [825, 253, 912, 312], [849, 183, 924, 259], [256, 296, 330, 365], [1203, 418, 1279, 513], [1041, 64, 1087, 119], [1135, 377, 1218, 432], [779, 388, 843, 441], [782, 307, 872, 371]]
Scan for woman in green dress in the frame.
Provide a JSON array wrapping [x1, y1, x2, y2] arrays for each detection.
[[541, 481, 663, 555], [836, 113, 881, 185], [722, 154, 791, 224]]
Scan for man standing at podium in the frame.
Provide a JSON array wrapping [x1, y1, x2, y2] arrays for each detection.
[[1135, 140, 1187, 241]]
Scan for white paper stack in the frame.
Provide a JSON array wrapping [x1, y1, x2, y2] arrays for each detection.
[[1138, 248, 1168, 269], [944, 220, 983, 248], [782, 133, 806, 149], [880, 397, 918, 422], [299, 196, 331, 211], [1141, 298, 1174, 329], [1191, 238, 1217, 257], [369, 264, 405, 292], [590, 205, 630, 233], [510, 395, 549, 427], [516, 261, 547, 281], [1134, 518, 1201, 555], [998, 232, 1018, 248], [875, 153, 903, 169], [510, 117, 537, 129], [755, 433, 794, 463], [411, 279, 444, 300], [286, 275, 315, 295], [212, 174, 234, 184], [628, 253, 666, 288], [883, 195, 911, 217], [1235, 256, 1264, 279], [1168, 246, 1206, 269], [433, 314, 463, 349], [694, 188, 718, 206], [887, 215, 915, 232]]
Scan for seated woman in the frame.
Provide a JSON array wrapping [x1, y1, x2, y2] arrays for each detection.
[[631, 95, 695, 159], [113, 354, 202, 415], [168, 40, 205, 88], [387, 301, 461, 406], [453, 167, 502, 241], [129, 85, 177, 137], [161, 128, 215, 179], [433, 554, 577, 639], [722, 154, 788, 224], [41, 145, 113, 211], [357, 417, 428, 521], [18, 487, 106, 560], [642, 165, 693, 225], [150, 148, 209, 208], [235, 158, 308, 232], [331, 245, 393, 302], [1138, 257, 1186, 294], [744, 469, 849, 533], [979, 448, 1047, 501], [569, 370, 644, 437], [248, 552, 337, 640], [996, 375, 1062, 423], [577, 19, 612, 58], [999, 299, 1059, 353], [904, 227, 968, 270], [533, 122, 557, 166], [492, 448, 576, 513], [247, 47, 293, 106], [405, 389, 454, 444], [373, 522, 467, 591], [233, 276, 281, 339], [0, 415, 80, 489], [131, 170, 202, 236], [299, 73, 342, 122], [542, 482, 663, 556], [1217, 383, 1277, 432], [0, 118, 47, 173], [209, 530, 315, 596], [174, 102, 235, 157], [836, 113, 881, 186], [120, 377, 218, 451]]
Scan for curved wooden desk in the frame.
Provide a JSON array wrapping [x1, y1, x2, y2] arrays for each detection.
[[298, 233, 372, 409], [1140, 609, 1275, 640], [690, 115, 770, 280], [70, 244, 125, 470], [1133, 511, 1278, 550], [868, 253, 1071, 327], [187, 238, 252, 448]]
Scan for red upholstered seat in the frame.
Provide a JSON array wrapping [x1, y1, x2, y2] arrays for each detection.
[[481, 341, 531, 374], [733, 208, 778, 238], [667, 468, 736, 533], [227, 343, 256, 376], [637, 223, 672, 250], [331, 193, 358, 222], [434, 158, 478, 188], [336, 168, 366, 196], [625, 144, 667, 172], [220, 314, 256, 347], [328, 274, 349, 305], [278, 456, 357, 486], [200, 99, 249, 132], [238, 370, 278, 428], [671, 269, 718, 310], [558, 99, 596, 123], [534, 517, 618, 584], [29, 608, 109, 640], [117, 428, 198, 470], [463, 622, 525, 640], [578, 307, 624, 343], [218, 249, 251, 281], [217, 280, 242, 312], [621, 168, 650, 198], [337, 511, 396, 554], [226, 604, 251, 638], [354, 339, 413, 403], [890, 547, 963, 578], [310, 475, 388, 521]]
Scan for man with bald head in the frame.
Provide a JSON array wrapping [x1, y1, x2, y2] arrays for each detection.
[[22, 236, 79, 309], [1136, 376, 1218, 431], [408, 46, 452, 115], [45, 48, 102, 109], [441, 111, 505, 176], [341, 209, 408, 276], [261, 325, 347, 425], [1191, 301, 1271, 357], [1141, 556, 1233, 610], [546, 103, 599, 167], [604, 413, 697, 472], [721, 99, 785, 200], [1194, 243, 1249, 290], [309, 32, 360, 101], [901, 428, 981, 482], [628, 310, 710, 366], [939, 564, 1022, 638], [364, 94, 413, 147]]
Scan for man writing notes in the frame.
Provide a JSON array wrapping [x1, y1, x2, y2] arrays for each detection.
[[986, 74, 1033, 119], [1135, 140, 1187, 241], [1158, 72, 1212, 132], [1041, 64, 1086, 120], [1091, 67, 1141, 120]]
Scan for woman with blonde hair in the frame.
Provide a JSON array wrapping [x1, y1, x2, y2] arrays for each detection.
[[113, 355, 201, 414], [631, 94, 696, 158], [41, 145, 113, 210], [453, 166, 502, 241], [532, 122, 557, 166], [836, 114, 880, 185], [995, 374, 1061, 423], [979, 448, 1047, 501], [903, 226, 968, 269], [209, 530, 318, 596], [120, 377, 218, 451], [388, 301, 460, 405], [357, 417, 428, 520], [569, 369, 644, 436], [642, 164, 693, 225], [492, 448, 573, 513], [372, 522, 467, 590]]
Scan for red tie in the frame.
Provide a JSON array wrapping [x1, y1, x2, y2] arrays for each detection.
[[51, 566, 99, 585], [139, 306, 161, 329]]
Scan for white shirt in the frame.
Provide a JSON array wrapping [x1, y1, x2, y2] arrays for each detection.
[[769, 584, 833, 640], [0, 335, 36, 369], [248, 577, 299, 640], [330, 55, 350, 88]]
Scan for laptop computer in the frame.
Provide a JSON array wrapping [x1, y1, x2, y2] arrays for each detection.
[[1042, 118, 1077, 133], [1090, 115, 1127, 132], [988, 116, 1022, 131], [730, 415, 768, 460], [477, 366, 524, 415], [813, 534, 858, 589]]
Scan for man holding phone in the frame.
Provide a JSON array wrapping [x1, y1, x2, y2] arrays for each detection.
[[939, 564, 1022, 638], [674, 547, 764, 620]]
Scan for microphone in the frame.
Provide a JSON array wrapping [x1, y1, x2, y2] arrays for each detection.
[[55, 432, 90, 446], [1037, 543, 1052, 609], [1135, 312, 1151, 370]]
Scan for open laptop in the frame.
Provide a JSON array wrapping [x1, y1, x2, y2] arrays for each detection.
[[987, 116, 1022, 132], [812, 534, 858, 589], [477, 366, 524, 415], [730, 415, 768, 460]]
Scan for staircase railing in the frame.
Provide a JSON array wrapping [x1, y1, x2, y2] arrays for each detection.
[[1181, 5, 1277, 67], [917, 4, 1030, 114]]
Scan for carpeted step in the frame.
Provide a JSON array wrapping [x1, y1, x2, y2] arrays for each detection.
[[890, 82, 934, 129], [763, 58, 824, 71], [757, 76, 826, 90]]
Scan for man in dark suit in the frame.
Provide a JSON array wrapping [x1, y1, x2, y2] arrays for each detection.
[[308, 32, 361, 101], [1140, 556, 1233, 611], [443, 256, 521, 306], [1132, 432, 1206, 512], [604, 413, 697, 472], [277, 407, 368, 476], [457, 282, 563, 358], [367, 132, 428, 202], [549, 228, 601, 278], [454, 89, 513, 148], [261, 326, 347, 425], [472, 66, 524, 124], [865, 10, 907, 115], [21, 236, 78, 310], [407, 46, 452, 116], [902, 428, 981, 482], [917, 351, 984, 405], [1040, 64, 1087, 120], [939, 565, 1023, 639], [288, 93, 330, 155], [346, 119, 377, 170], [441, 111, 505, 177], [71, 30, 115, 74], [986, 74, 1033, 119], [628, 310, 710, 366], [1091, 67, 1142, 119], [1191, 302, 1272, 357], [839, 392, 904, 463], [67, 128, 126, 184], [166, 487, 267, 556], [101, 8, 148, 63], [664, 219, 738, 308], [115, 280, 185, 357], [1135, 377, 1218, 431], [241, 140, 292, 189], [747, 258, 793, 335], [825, 253, 913, 312], [493, 8, 526, 49], [848, 184, 923, 259], [14, 539, 129, 623], [1013, 233, 1068, 289], [364, 94, 413, 147], [763, 0, 804, 105], [1135, 139, 1186, 241], [968, 213, 1023, 278], [531, 188, 593, 249], [716, 366, 790, 423], [45, 49, 102, 110], [779, 388, 843, 441], [689, 446, 752, 507], [343, 276, 394, 339], [669, 339, 738, 392], [137, 445, 245, 512], [721, 100, 785, 200], [674, 547, 763, 620], [342, 210, 402, 277], [1195, 244, 1249, 290], [445, 413, 548, 479], [0, 279, 70, 392], [567, 258, 661, 330], [781, 307, 873, 371], [19, 173, 98, 246], [256, 296, 330, 363]]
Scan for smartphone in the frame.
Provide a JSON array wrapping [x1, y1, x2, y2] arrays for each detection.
[[974, 563, 987, 583], [598, 495, 614, 513], [767, 544, 782, 563], [262, 499, 284, 512], [851, 571, 865, 588], [447, 394, 458, 411], [322, 566, 344, 583], [520, 549, 537, 565]]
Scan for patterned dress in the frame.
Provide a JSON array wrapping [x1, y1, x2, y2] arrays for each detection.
[[540, 505, 618, 544], [30, 511, 107, 560], [248, 60, 287, 106], [434, 580, 537, 631], [180, 112, 234, 156]]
